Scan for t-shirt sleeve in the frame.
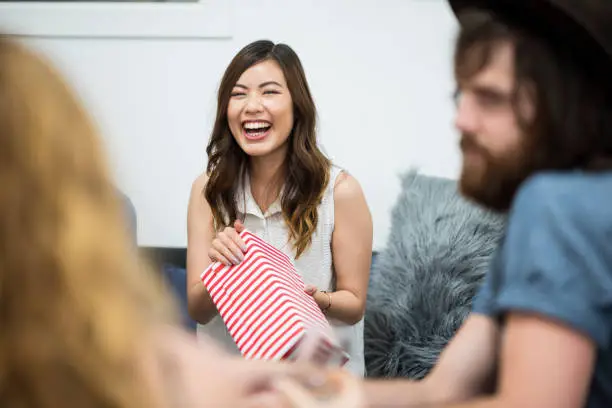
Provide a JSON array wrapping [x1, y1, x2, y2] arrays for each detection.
[[493, 174, 612, 348], [471, 256, 498, 316]]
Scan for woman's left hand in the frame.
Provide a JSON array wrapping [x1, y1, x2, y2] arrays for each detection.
[[304, 285, 318, 297], [304, 285, 330, 312]]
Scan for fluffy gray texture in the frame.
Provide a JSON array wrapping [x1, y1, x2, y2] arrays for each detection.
[[364, 171, 506, 379]]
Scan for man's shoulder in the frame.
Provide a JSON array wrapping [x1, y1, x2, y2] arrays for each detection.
[[512, 170, 612, 229], [517, 170, 612, 200]]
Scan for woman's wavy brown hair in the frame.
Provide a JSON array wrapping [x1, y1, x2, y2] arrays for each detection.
[[204, 40, 331, 259], [0, 38, 175, 407]]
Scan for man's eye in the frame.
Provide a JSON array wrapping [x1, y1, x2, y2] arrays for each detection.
[[452, 89, 462, 105], [477, 92, 505, 107]]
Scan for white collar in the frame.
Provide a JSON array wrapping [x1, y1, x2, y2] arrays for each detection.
[[236, 172, 282, 219]]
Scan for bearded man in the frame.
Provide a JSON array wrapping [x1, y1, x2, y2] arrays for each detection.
[[360, 1, 612, 408]]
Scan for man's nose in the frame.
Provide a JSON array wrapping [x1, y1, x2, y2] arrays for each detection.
[[454, 95, 479, 134]]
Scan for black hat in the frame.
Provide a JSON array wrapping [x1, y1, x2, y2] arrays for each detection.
[[448, 0, 612, 73]]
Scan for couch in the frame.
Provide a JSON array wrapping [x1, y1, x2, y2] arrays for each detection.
[[364, 171, 505, 379]]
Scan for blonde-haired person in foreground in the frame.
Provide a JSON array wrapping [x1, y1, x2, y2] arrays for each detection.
[[0, 36, 361, 408]]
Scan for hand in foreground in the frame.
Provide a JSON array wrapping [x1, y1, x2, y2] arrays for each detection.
[[208, 219, 247, 266], [272, 369, 365, 408], [151, 328, 326, 408]]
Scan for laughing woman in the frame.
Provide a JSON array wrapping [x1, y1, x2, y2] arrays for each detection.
[[186, 40, 373, 376]]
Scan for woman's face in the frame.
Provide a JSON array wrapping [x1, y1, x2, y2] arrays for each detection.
[[227, 59, 294, 158]]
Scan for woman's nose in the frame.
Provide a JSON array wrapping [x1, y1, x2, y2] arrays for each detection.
[[244, 94, 264, 113]]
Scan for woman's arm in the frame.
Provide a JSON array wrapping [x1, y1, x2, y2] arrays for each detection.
[[311, 172, 373, 325], [186, 173, 218, 324]]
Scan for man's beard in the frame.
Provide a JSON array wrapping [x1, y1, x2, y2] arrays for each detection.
[[459, 133, 534, 213]]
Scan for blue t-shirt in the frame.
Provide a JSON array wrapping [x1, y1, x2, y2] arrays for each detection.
[[472, 171, 612, 408]]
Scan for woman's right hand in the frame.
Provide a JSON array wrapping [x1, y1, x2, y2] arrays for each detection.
[[208, 220, 247, 266]]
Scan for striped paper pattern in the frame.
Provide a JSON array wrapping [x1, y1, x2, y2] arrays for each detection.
[[200, 230, 339, 361]]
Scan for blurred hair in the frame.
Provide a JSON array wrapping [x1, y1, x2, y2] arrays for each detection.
[[0, 37, 176, 407]]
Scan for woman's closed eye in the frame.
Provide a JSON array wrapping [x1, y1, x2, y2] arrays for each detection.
[[230, 90, 278, 97]]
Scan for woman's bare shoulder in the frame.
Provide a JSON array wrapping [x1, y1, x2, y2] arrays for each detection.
[[333, 171, 365, 204], [192, 171, 209, 192]]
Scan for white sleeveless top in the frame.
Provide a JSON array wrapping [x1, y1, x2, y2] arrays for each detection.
[[197, 165, 365, 376]]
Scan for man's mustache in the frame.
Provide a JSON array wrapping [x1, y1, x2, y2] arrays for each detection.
[[460, 133, 486, 155]]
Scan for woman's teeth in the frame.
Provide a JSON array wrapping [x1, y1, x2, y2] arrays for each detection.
[[244, 121, 271, 130], [243, 121, 271, 136]]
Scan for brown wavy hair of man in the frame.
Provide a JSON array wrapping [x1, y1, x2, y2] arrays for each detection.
[[453, 9, 612, 211], [204, 40, 331, 259], [0, 38, 175, 407]]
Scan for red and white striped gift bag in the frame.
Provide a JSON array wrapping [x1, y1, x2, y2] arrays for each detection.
[[200, 230, 348, 366]]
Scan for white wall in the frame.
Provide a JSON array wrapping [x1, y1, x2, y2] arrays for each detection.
[[7, 0, 461, 250]]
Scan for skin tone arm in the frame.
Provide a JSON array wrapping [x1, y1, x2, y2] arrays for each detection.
[[306, 173, 373, 325], [186, 173, 219, 324], [362, 314, 499, 407], [429, 313, 596, 408], [143, 325, 325, 408]]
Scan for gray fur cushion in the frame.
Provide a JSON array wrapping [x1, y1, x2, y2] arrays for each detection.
[[364, 171, 506, 379]]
